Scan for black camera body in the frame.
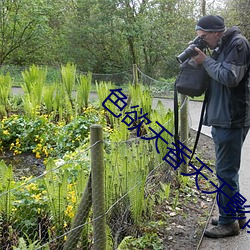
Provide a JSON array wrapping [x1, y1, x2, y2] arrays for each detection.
[[176, 36, 208, 63]]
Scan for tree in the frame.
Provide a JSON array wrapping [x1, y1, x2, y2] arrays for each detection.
[[0, 0, 229, 79], [66, 0, 200, 78], [0, 0, 50, 65], [221, 0, 250, 39]]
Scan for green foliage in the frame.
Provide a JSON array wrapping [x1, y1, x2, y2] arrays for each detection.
[[76, 72, 92, 110], [12, 176, 49, 240], [43, 159, 68, 229], [43, 85, 56, 113], [0, 161, 14, 222], [21, 65, 47, 118], [0, 149, 90, 248], [0, 0, 52, 65], [13, 235, 44, 250], [178, 174, 190, 189], [0, 79, 178, 248], [159, 182, 171, 202], [150, 100, 174, 160], [96, 81, 117, 127], [172, 190, 180, 210], [117, 233, 163, 250], [0, 0, 227, 78], [0, 109, 101, 157], [105, 138, 155, 236], [61, 63, 76, 101], [128, 84, 153, 120], [0, 73, 12, 116]]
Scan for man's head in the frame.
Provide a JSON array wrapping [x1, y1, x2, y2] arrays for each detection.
[[195, 15, 225, 49]]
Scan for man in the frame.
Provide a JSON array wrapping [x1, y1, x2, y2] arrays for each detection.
[[192, 15, 250, 238]]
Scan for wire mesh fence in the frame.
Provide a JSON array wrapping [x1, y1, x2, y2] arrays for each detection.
[[0, 64, 191, 249], [0, 64, 175, 97], [0, 126, 179, 249]]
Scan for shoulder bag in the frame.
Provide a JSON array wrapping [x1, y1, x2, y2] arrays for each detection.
[[175, 58, 209, 97]]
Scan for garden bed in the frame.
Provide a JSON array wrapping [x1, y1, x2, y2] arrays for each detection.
[[0, 129, 216, 250]]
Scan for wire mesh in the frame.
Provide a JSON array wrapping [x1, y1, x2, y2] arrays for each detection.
[[0, 66, 191, 249]]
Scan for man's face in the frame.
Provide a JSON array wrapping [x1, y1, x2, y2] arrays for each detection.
[[196, 30, 222, 49]]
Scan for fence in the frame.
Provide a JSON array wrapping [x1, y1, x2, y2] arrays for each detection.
[[0, 125, 178, 249], [0, 64, 191, 249]]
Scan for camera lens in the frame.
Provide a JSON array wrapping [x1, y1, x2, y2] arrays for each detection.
[[176, 44, 198, 63]]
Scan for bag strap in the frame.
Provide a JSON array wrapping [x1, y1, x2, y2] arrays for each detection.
[[174, 81, 208, 166], [189, 91, 208, 162], [174, 79, 180, 153], [173, 81, 181, 167]]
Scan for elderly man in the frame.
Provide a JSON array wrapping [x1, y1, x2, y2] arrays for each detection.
[[192, 15, 250, 238]]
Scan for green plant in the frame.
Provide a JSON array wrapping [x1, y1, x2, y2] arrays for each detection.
[[42, 159, 69, 247], [43, 84, 56, 114], [96, 81, 117, 127], [13, 233, 49, 250], [159, 182, 171, 202], [0, 161, 15, 222], [0, 73, 12, 116], [128, 84, 152, 119], [12, 177, 49, 241], [60, 62, 76, 102], [21, 65, 47, 118], [105, 138, 156, 248], [178, 174, 190, 189], [149, 100, 174, 161], [117, 233, 163, 250], [0, 108, 102, 158], [172, 190, 180, 210], [76, 72, 92, 110]]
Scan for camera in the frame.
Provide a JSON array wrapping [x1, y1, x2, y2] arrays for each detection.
[[176, 36, 208, 63]]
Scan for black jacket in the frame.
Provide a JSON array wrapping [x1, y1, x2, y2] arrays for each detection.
[[203, 26, 250, 128]]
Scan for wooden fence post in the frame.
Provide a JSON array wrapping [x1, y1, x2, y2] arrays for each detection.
[[133, 64, 138, 86], [91, 124, 106, 250]]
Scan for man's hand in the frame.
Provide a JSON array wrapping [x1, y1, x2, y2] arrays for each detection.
[[192, 47, 207, 64]]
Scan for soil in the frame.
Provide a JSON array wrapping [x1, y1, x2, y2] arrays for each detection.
[[159, 130, 216, 250], [0, 152, 45, 180]]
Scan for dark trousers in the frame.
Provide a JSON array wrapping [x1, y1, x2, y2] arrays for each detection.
[[211, 126, 249, 225]]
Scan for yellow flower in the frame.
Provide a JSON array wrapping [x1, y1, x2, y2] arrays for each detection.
[[36, 152, 41, 159], [42, 147, 49, 157], [3, 130, 9, 135], [14, 149, 21, 155], [12, 207, 17, 212], [26, 183, 37, 191], [71, 195, 76, 204], [65, 205, 74, 218], [32, 193, 42, 201]]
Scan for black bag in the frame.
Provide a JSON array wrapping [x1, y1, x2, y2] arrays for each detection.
[[175, 58, 209, 97]]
